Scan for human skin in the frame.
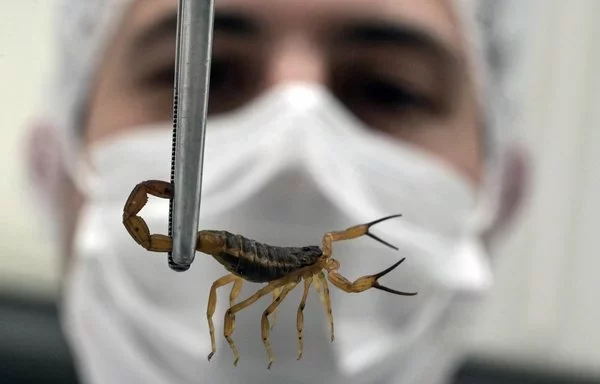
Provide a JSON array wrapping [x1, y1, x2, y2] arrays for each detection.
[[56, 0, 484, 262]]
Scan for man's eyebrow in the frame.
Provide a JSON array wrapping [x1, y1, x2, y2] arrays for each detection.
[[132, 10, 260, 55], [131, 12, 178, 56], [213, 11, 260, 36], [337, 21, 463, 73]]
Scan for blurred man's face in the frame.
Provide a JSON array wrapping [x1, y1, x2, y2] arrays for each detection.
[[84, 0, 482, 184], [59, 0, 484, 259]]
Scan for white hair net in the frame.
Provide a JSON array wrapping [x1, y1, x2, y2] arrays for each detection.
[[33, 0, 531, 238], [42, 0, 135, 167]]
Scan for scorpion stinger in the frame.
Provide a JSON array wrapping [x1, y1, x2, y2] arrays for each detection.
[[362, 214, 403, 250]]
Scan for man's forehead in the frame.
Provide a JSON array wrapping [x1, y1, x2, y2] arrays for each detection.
[[126, 0, 175, 31], [129, 0, 464, 48]]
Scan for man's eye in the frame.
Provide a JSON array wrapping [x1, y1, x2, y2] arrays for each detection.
[[144, 67, 176, 88], [330, 68, 445, 135], [357, 78, 432, 111], [208, 58, 238, 96], [141, 58, 236, 93], [207, 56, 262, 115], [140, 56, 260, 116], [335, 73, 435, 114], [141, 57, 235, 92]]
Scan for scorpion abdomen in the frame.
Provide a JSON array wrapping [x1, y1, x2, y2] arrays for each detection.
[[212, 231, 322, 283]]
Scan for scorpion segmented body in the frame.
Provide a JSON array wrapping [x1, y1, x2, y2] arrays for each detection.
[[122, 180, 417, 369], [204, 230, 323, 283]]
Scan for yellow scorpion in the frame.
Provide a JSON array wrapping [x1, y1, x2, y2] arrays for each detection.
[[123, 180, 417, 369]]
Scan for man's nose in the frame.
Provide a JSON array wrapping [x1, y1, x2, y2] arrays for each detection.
[[263, 37, 327, 87]]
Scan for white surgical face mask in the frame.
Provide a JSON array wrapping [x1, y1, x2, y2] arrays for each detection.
[[62, 83, 493, 384]]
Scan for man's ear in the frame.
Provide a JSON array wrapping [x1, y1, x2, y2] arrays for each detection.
[[24, 120, 85, 269], [482, 143, 531, 245], [25, 120, 65, 207]]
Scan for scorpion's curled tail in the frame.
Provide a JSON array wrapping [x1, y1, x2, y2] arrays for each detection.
[[122, 180, 174, 252]]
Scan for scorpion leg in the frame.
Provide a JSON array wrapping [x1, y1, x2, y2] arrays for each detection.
[[269, 287, 283, 330], [261, 282, 298, 369], [227, 279, 244, 334], [230, 279, 244, 307], [321, 214, 403, 257], [312, 277, 326, 330], [223, 280, 288, 366], [207, 274, 240, 361], [314, 272, 335, 342], [326, 258, 417, 296], [296, 276, 313, 360], [122, 180, 174, 252]]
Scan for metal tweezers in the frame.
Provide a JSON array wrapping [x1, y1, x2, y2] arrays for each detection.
[[168, 0, 215, 272]]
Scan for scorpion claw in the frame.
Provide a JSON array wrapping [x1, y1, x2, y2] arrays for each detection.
[[366, 233, 398, 251], [373, 283, 417, 296], [364, 214, 402, 250], [371, 258, 418, 296]]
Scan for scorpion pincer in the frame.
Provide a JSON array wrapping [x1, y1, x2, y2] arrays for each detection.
[[122, 180, 417, 369]]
